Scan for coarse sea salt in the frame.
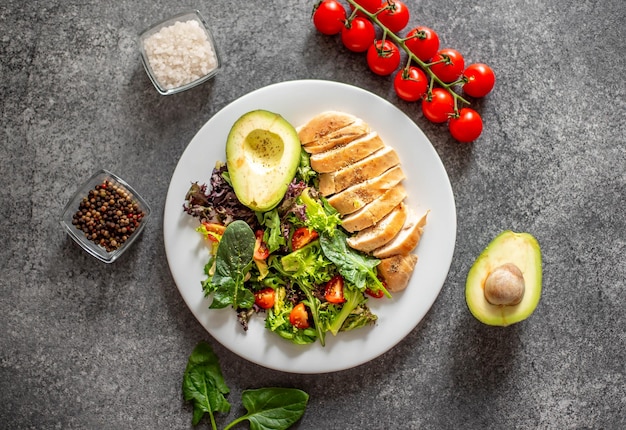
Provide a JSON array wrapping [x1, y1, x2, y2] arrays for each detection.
[[143, 19, 218, 90]]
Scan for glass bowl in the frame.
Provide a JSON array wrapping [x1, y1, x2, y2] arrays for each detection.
[[60, 169, 152, 263], [139, 10, 221, 95]]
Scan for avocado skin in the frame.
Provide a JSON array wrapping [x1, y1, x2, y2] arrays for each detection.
[[465, 231, 542, 326], [226, 110, 301, 212]]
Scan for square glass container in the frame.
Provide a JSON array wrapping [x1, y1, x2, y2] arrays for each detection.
[[139, 10, 221, 95], [60, 169, 152, 263]]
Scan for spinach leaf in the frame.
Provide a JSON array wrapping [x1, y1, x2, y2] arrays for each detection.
[[320, 229, 390, 297], [182, 341, 231, 427], [223, 388, 309, 430], [210, 220, 256, 309]]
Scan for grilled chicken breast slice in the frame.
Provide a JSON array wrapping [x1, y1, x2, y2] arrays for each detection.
[[377, 253, 418, 292], [318, 146, 400, 196], [327, 166, 405, 215], [340, 185, 407, 232], [346, 202, 408, 253], [297, 111, 358, 145], [302, 119, 370, 154], [373, 210, 428, 258], [309, 132, 385, 173]]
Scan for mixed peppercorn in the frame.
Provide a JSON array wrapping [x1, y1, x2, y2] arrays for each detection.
[[72, 180, 145, 252]]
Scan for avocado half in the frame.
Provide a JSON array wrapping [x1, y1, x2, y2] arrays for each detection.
[[465, 231, 542, 326], [225, 110, 301, 212]]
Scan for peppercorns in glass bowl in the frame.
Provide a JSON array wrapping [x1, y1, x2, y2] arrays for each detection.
[[60, 169, 152, 263]]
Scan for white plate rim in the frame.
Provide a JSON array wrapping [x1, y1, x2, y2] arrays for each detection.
[[163, 79, 456, 374]]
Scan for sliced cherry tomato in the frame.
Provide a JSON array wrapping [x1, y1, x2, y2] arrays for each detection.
[[291, 227, 319, 251], [350, 0, 382, 15], [341, 16, 376, 52], [289, 302, 310, 329], [394, 66, 428, 102], [462, 63, 496, 98], [324, 275, 346, 304], [448, 108, 483, 143], [430, 48, 465, 83], [313, 0, 347, 35], [365, 287, 385, 298], [378, 1, 410, 33], [254, 287, 276, 309], [405, 26, 440, 62], [253, 230, 270, 260], [422, 88, 454, 123], [366, 40, 401, 76], [200, 222, 226, 242]]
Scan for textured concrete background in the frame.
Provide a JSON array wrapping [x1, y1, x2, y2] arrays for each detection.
[[2, 0, 625, 428]]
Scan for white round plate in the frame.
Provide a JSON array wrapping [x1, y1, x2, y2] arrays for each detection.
[[164, 80, 456, 374]]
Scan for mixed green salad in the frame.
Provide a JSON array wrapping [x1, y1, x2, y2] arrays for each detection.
[[183, 152, 390, 346]]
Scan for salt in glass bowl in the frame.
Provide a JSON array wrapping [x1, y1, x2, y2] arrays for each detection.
[[60, 169, 152, 263], [139, 10, 221, 95]]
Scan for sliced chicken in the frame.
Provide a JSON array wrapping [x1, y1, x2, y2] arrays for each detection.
[[346, 202, 408, 253], [373, 210, 428, 258], [302, 119, 370, 154], [327, 166, 405, 215], [318, 146, 400, 196], [377, 253, 418, 292], [297, 111, 358, 145], [340, 185, 407, 232], [309, 132, 385, 173]]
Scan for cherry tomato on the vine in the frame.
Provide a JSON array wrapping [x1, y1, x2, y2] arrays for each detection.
[[394, 66, 428, 102], [378, 0, 410, 33], [350, 0, 382, 15], [448, 108, 483, 142], [254, 288, 276, 309], [405, 26, 440, 62], [289, 302, 310, 329], [313, 0, 347, 35], [341, 16, 376, 52], [462, 63, 495, 98], [430, 48, 465, 83], [366, 40, 401, 76], [422, 88, 454, 123]]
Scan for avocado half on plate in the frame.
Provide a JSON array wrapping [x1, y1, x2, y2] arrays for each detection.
[[225, 110, 302, 212], [465, 231, 542, 326]]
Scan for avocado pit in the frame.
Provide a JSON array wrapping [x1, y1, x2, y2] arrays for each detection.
[[484, 263, 525, 306]]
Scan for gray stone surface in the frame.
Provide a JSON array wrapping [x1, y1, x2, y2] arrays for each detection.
[[1, 0, 625, 428]]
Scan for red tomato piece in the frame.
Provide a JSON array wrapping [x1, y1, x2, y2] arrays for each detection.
[[378, 1, 410, 33], [313, 0, 347, 35], [430, 48, 465, 83], [393, 66, 428, 102], [254, 288, 276, 309], [324, 275, 346, 304], [291, 227, 319, 251], [254, 230, 270, 260], [341, 16, 376, 52], [405, 26, 440, 62], [366, 40, 401, 76], [462, 63, 496, 98], [201, 222, 226, 242], [421, 88, 455, 123], [365, 288, 385, 298], [448, 108, 483, 143], [289, 302, 310, 329]]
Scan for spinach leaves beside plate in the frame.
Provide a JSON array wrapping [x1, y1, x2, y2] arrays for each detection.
[[183, 341, 309, 430]]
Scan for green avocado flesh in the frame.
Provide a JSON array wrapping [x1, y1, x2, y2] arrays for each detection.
[[225, 110, 302, 212], [465, 231, 542, 326]]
